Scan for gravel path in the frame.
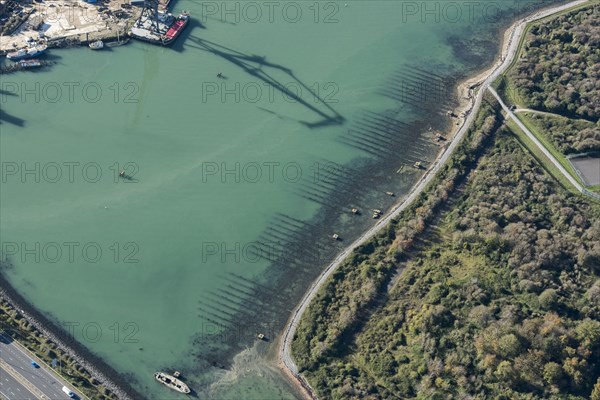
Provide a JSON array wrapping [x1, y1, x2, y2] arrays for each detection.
[[489, 87, 588, 193]]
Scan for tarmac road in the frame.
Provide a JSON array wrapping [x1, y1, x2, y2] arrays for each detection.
[[0, 332, 81, 399]]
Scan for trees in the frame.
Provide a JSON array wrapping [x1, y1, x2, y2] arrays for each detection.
[[592, 377, 600, 400], [539, 289, 560, 310], [292, 119, 600, 399], [522, 113, 600, 155], [291, 6, 600, 399], [543, 362, 564, 387], [509, 5, 600, 122]]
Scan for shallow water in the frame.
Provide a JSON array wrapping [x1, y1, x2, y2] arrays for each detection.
[[0, 1, 562, 398]]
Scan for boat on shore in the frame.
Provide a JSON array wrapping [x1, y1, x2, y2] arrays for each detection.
[[89, 40, 104, 50], [154, 371, 190, 394], [7, 44, 47, 61]]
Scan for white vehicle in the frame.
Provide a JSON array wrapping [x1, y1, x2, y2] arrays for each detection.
[[62, 386, 75, 398]]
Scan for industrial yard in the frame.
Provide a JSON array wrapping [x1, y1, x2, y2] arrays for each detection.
[[0, 0, 140, 53]]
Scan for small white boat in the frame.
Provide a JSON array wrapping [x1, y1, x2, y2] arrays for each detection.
[[89, 40, 104, 50], [154, 372, 190, 394]]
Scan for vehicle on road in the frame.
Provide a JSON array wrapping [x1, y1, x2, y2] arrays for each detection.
[[31, 361, 40, 368], [62, 385, 75, 398]]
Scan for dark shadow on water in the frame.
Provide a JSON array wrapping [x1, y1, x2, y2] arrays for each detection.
[[189, 64, 460, 387], [0, 109, 25, 127], [119, 174, 138, 183], [157, 15, 344, 127], [170, 18, 205, 53], [0, 85, 24, 127], [39, 53, 62, 62], [0, 88, 17, 97], [180, 31, 344, 128], [256, 105, 301, 123]]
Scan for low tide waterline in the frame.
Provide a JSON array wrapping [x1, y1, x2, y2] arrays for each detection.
[[0, 1, 563, 398]]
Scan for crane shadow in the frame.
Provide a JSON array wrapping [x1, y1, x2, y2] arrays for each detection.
[[0, 87, 25, 127], [0, 109, 25, 127], [0, 88, 18, 97], [185, 34, 345, 128]]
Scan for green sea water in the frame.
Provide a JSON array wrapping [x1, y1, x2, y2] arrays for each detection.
[[0, 1, 563, 398]]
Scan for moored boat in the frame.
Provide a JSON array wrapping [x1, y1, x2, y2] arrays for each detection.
[[106, 40, 130, 47], [130, 11, 174, 44], [17, 59, 42, 69], [154, 372, 190, 394], [161, 11, 189, 45], [105, 29, 129, 47], [130, 11, 189, 46], [89, 40, 104, 50], [7, 44, 47, 61]]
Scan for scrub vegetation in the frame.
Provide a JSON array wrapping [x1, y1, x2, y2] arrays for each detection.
[[292, 93, 600, 399], [520, 113, 599, 155], [506, 4, 600, 122], [292, 8, 600, 396]]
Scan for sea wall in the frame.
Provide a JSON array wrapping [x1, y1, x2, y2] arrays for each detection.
[[0, 267, 144, 400]]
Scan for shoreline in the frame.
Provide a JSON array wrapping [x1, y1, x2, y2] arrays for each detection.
[[0, 0, 138, 55], [0, 272, 143, 400], [276, 1, 591, 398], [0, 1, 590, 400]]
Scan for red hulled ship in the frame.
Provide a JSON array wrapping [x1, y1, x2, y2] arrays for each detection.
[[161, 12, 189, 45]]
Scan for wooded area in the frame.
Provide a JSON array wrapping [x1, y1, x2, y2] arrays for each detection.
[[293, 98, 600, 400], [508, 5, 600, 122], [523, 113, 599, 154], [291, 7, 600, 398]]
